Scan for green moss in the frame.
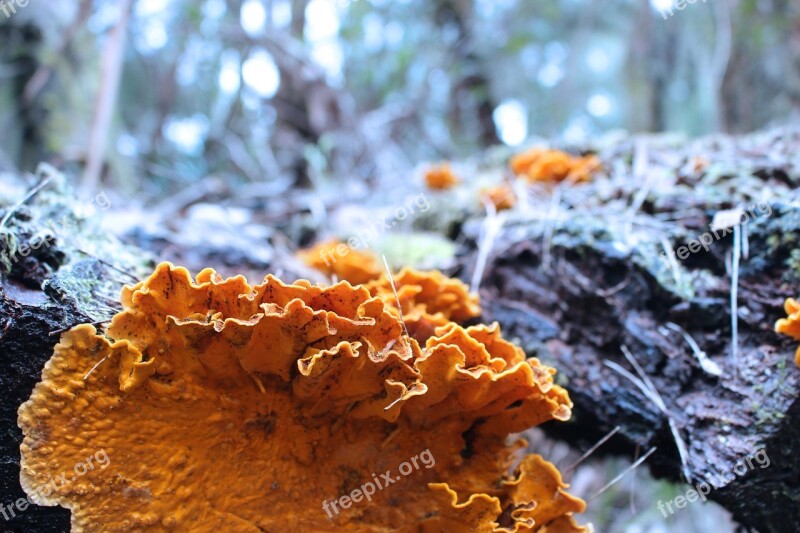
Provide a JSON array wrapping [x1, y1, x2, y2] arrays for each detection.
[[0, 165, 152, 305], [372, 232, 457, 271]]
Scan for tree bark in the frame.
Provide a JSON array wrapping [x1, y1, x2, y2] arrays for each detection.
[[0, 273, 94, 532]]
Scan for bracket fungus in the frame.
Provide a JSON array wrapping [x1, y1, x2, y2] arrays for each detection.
[[365, 266, 481, 342], [776, 297, 800, 365], [510, 149, 600, 184], [19, 262, 588, 532]]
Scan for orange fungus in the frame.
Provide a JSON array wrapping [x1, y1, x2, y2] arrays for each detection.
[[19, 262, 588, 532]]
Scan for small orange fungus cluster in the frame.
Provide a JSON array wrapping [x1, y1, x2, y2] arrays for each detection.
[[297, 239, 383, 285], [424, 163, 460, 190], [19, 262, 588, 532], [775, 298, 800, 365], [480, 184, 517, 211], [510, 149, 601, 183]]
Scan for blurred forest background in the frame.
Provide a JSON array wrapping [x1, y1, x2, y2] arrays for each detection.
[[1, 0, 799, 199]]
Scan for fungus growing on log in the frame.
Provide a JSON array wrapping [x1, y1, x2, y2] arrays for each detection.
[[19, 262, 587, 532], [365, 266, 480, 342], [775, 297, 800, 365], [510, 149, 600, 183], [424, 163, 461, 190], [297, 239, 382, 285]]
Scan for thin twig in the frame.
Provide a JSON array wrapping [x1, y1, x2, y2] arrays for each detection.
[[94, 304, 122, 316], [589, 446, 657, 502], [596, 278, 630, 298], [251, 374, 266, 394]]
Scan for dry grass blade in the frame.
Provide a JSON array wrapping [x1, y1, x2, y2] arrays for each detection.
[[659, 235, 681, 287], [630, 444, 640, 514], [470, 199, 504, 293], [381, 254, 410, 342], [624, 140, 652, 238], [82, 355, 109, 381], [588, 446, 657, 502], [730, 224, 741, 378], [607, 346, 692, 482], [661, 322, 722, 376], [540, 184, 562, 271], [565, 425, 621, 474]]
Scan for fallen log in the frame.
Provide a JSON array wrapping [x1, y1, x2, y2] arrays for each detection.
[[1, 269, 95, 532], [0, 166, 148, 532], [461, 129, 800, 532]]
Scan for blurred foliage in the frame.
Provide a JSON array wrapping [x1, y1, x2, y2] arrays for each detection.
[[0, 0, 798, 198]]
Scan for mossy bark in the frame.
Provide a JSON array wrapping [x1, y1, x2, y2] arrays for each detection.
[[467, 202, 800, 532], [0, 167, 151, 532]]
